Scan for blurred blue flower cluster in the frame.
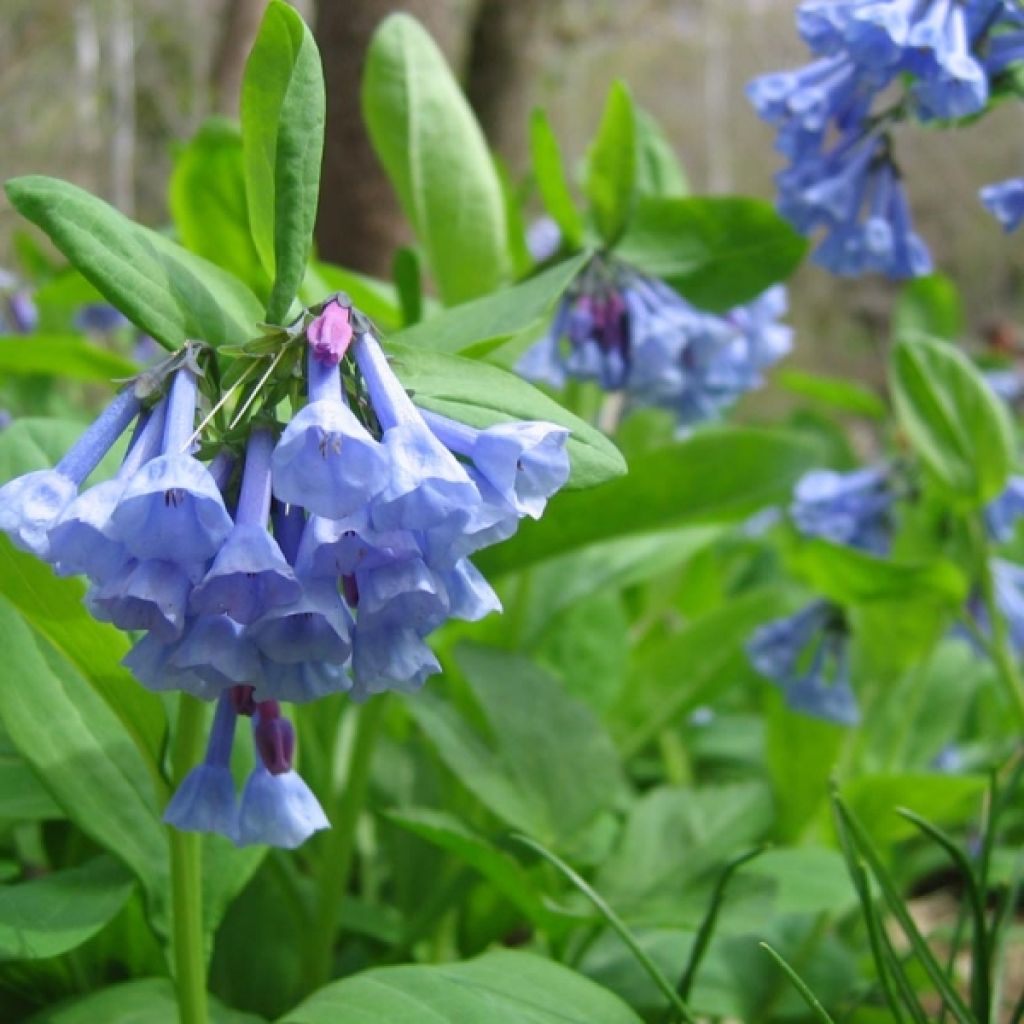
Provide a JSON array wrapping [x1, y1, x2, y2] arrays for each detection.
[[0, 298, 570, 846], [518, 257, 792, 428], [748, 0, 1024, 276]]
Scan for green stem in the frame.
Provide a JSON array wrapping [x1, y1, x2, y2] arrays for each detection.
[[168, 695, 209, 1024], [973, 521, 1024, 733], [304, 695, 388, 992]]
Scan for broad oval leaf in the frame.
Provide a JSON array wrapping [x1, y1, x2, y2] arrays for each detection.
[[890, 334, 1014, 504], [241, 0, 325, 323], [4, 176, 263, 350], [0, 856, 134, 962], [477, 428, 826, 574], [616, 196, 807, 312], [0, 334, 137, 383], [362, 14, 509, 305], [586, 81, 637, 245], [282, 949, 643, 1024], [386, 340, 626, 489]]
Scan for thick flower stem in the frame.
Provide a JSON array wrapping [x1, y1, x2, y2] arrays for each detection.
[[973, 519, 1024, 733], [169, 695, 210, 1024], [304, 695, 388, 993]]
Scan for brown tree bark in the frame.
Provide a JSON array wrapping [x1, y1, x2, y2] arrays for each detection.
[[211, 0, 268, 116], [314, 0, 473, 278]]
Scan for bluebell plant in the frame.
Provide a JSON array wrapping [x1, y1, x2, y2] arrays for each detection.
[[749, 0, 1024, 276], [0, 296, 571, 847], [518, 254, 792, 429]]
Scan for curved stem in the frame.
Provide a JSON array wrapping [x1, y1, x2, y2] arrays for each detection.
[[168, 695, 209, 1024], [972, 520, 1024, 733], [303, 695, 388, 992]]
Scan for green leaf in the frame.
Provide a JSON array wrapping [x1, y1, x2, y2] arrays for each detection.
[[169, 118, 270, 301], [409, 645, 626, 847], [616, 197, 807, 312], [384, 808, 554, 927], [893, 273, 963, 342], [386, 339, 625, 489], [387, 251, 588, 356], [307, 261, 402, 333], [241, 0, 325, 324], [634, 108, 688, 198], [478, 428, 825, 575], [26, 978, 261, 1024], [0, 729, 63, 821], [282, 950, 644, 1024], [5, 176, 263, 350], [759, 944, 837, 1024], [775, 369, 887, 419], [891, 334, 1014, 504], [586, 81, 637, 244], [0, 596, 169, 930], [0, 334, 137, 383], [362, 14, 509, 305], [530, 109, 584, 247], [0, 856, 134, 962], [392, 247, 423, 327]]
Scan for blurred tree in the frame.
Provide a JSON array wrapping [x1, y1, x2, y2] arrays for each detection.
[[212, 0, 267, 116]]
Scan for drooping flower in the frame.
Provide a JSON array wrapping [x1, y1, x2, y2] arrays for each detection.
[[790, 465, 894, 554], [980, 178, 1024, 233], [747, 601, 859, 726], [0, 386, 140, 558]]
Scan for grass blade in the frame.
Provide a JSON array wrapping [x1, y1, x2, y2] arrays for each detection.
[[759, 942, 837, 1024]]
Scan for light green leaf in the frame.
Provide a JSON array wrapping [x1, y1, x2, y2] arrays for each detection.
[[282, 950, 643, 1024], [0, 334, 137, 383], [386, 340, 626, 489], [586, 81, 637, 244], [4, 176, 263, 350], [478, 428, 825, 575], [530, 109, 584, 247], [306, 261, 403, 333], [890, 334, 1013, 504], [362, 14, 509, 305], [170, 117, 270, 301], [241, 0, 325, 323], [388, 252, 588, 356], [893, 273, 963, 342], [616, 196, 807, 312], [775, 369, 887, 420], [0, 596, 168, 930], [0, 730, 63, 821], [634, 108, 688, 198], [409, 645, 626, 847], [0, 856, 134, 962]]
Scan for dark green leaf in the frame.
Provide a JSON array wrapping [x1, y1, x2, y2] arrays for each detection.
[[283, 950, 644, 1024], [586, 81, 637, 244], [362, 14, 508, 305], [530, 108, 584, 247], [616, 197, 807, 312], [387, 251, 588, 356], [386, 339, 626, 489], [478, 428, 825, 575], [241, 0, 325, 323], [5, 176, 263, 350], [0, 856, 134, 962], [891, 334, 1013, 504], [169, 118, 270, 301], [392, 247, 423, 327], [0, 334, 137, 382]]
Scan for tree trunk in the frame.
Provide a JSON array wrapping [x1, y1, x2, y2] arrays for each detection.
[[212, 0, 268, 116], [314, 0, 472, 278]]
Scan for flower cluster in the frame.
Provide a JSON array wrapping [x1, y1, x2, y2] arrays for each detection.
[[518, 257, 792, 429], [0, 298, 571, 847], [748, 0, 1024, 277], [746, 464, 897, 725]]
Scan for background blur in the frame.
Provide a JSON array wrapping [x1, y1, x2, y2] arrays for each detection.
[[1, 0, 1022, 381]]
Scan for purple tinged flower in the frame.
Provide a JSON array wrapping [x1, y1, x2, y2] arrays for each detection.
[[271, 340, 388, 519], [75, 304, 128, 335], [986, 476, 1024, 542], [294, 509, 419, 579], [909, 1, 988, 120], [984, 30, 1024, 75], [526, 216, 562, 263], [516, 300, 570, 389], [307, 298, 354, 365], [418, 409, 570, 520], [983, 368, 1024, 403], [790, 465, 894, 553], [121, 630, 225, 700], [248, 578, 352, 666], [48, 402, 167, 583], [163, 694, 238, 839], [235, 706, 328, 849], [355, 556, 450, 634], [111, 368, 233, 563], [354, 333, 480, 534], [980, 178, 1024, 233], [442, 558, 502, 622], [256, 659, 350, 703], [168, 614, 263, 691], [190, 429, 300, 624], [88, 558, 197, 641], [0, 386, 140, 558], [351, 624, 440, 700], [7, 291, 38, 334], [747, 601, 859, 726]]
